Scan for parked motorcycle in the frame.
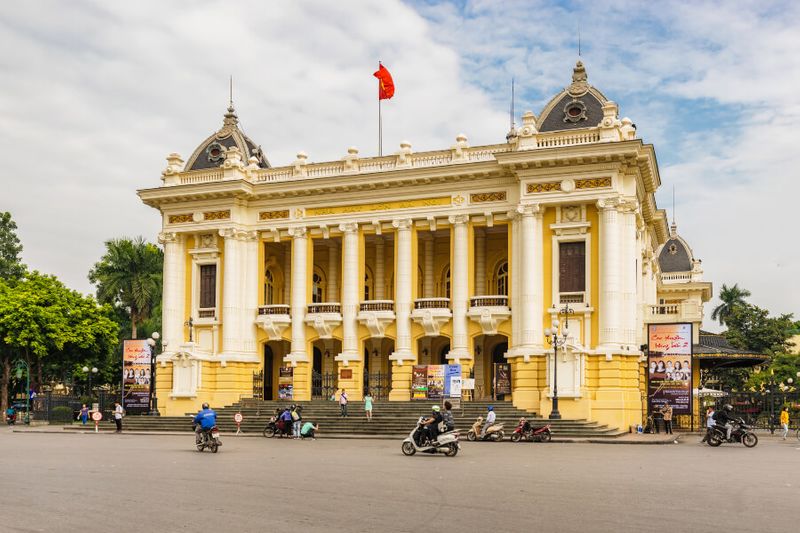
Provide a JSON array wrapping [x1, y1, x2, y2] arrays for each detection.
[[401, 417, 460, 457], [510, 418, 552, 443], [262, 415, 292, 438], [707, 418, 758, 448], [195, 425, 222, 453], [466, 416, 504, 442], [5, 412, 16, 426]]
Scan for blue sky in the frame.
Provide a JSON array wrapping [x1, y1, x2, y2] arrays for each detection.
[[1, 0, 798, 329]]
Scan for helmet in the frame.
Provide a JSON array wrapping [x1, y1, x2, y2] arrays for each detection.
[[431, 405, 440, 412], [202, 403, 209, 409], [723, 404, 733, 412], [487, 405, 494, 411]]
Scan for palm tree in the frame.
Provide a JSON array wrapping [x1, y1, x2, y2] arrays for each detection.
[[711, 283, 751, 326], [89, 237, 163, 339]]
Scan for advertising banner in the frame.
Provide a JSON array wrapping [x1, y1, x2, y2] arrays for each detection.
[[494, 363, 511, 396], [123, 340, 152, 414], [427, 365, 444, 399], [443, 364, 462, 397], [278, 367, 294, 400], [412, 366, 428, 399], [648, 323, 693, 415]]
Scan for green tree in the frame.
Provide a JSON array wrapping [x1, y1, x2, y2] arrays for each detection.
[[711, 283, 751, 326], [723, 303, 795, 354], [88, 237, 163, 339], [0, 212, 25, 281], [745, 353, 800, 391]]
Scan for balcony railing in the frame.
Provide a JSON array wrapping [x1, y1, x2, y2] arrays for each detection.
[[258, 304, 290, 316], [307, 303, 342, 314], [197, 308, 216, 319], [470, 295, 508, 307], [359, 300, 394, 312], [649, 304, 679, 316], [414, 298, 450, 310], [559, 292, 585, 304]]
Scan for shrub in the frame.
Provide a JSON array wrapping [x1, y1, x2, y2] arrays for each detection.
[[51, 406, 74, 423]]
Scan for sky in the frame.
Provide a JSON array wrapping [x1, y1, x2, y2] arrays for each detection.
[[2, 0, 798, 331]]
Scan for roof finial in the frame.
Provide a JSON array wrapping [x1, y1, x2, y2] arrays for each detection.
[[223, 75, 238, 128], [578, 28, 581, 57], [670, 185, 678, 236], [506, 77, 518, 143], [229, 75, 233, 108]]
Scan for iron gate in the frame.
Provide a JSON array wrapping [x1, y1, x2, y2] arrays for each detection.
[[708, 391, 800, 432], [312, 370, 337, 399], [252, 370, 264, 400], [364, 371, 389, 400]]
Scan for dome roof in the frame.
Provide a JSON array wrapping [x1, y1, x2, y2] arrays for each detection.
[[184, 105, 270, 171], [536, 61, 610, 133], [657, 224, 694, 272]]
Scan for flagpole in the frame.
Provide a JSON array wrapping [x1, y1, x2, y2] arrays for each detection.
[[379, 96, 382, 157]]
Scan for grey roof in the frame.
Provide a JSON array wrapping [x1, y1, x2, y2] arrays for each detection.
[[184, 105, 270, 172], [694, 331, 767, 368], [537, 61, 609, 133], [658, 237, 692, 272]]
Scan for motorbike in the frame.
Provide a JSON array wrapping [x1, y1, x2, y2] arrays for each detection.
[[6, 412, 16, 426], [401, 416, 460, 457], [707, 418, 758, 448], [195, 424, 222, 453], [510, 418, 552, 443], [466, 416, 504, 442], [263, 415, 292, 438]]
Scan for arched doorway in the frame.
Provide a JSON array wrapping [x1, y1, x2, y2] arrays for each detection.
[[263, 340, 289, 400], [472, 334, 509, 400]]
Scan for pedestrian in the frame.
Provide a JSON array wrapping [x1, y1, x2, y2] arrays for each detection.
[[652, 408, 663, 434], [291, 405, 303, 439], [300, 421, 319, 440], [339, 389, 348, 417], [442, 400, 455, 432], [113, 402, 124, 433], [79, 404, 89, 426], [364, 390, 373, 421], [701, 407, 715, 443], [662, 403, 673, 435], [780, 406, 789, 440]]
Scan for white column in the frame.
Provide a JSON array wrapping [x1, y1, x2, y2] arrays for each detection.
[[519, 204, 542, 351], [621, 201, 638, 347], [338, 223, 359, 362], [374, 236, 385, 300], [288, 227, 308, 361], [449, 214, 470, 361], [475, 227, 486, 295], [390, 219, 413, 360], [220, 228, 242, 355], [159, 232, 185, 353], [327, 240, 339, 302], [423, 233, 434, 298], [509, 213, 520, 350], [283, 243, 291, 304], [533, 208, 544, 348], [241, 231, 259, 357], [598, 198, 622, 350]]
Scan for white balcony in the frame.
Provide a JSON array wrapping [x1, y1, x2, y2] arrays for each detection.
[[255, 305, 291, 341], [357, 300, 395, 338], [559, 292, 585, 305], [645, 302, 702, 324], [411, 298, 452, 337], [467, 295, 511, 335], [305, 303, 342, 339]]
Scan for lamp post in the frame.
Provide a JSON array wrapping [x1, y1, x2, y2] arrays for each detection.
[[81, 366, 98, 398], [544, 304, 574, 420], [146, 332, 161, 416], [13, 360, 30, 425]]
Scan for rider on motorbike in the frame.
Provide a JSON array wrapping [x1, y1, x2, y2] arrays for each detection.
[[193, 403, 217, 442], [420, 405, 443, 445], [481, 406, 496, 437], [712, 404, 734, 440]]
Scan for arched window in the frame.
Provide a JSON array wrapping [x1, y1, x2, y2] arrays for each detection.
[[440, 266, 451, 299], [264, 269, 275, 304], [312, 272, 324, 303], [364, 268, 372, 300], [496, 261, 508, 296]]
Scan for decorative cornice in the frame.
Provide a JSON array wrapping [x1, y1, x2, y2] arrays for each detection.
[[168, 213, 193, 224], [204, 210, 230, 221], [259, 209, 290, 220], [575, 177, 611, 189], [527, 181, 561, 193], [470, 191, 506, 203]]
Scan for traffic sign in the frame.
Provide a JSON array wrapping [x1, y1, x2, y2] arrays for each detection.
[[91, 411, 103, 421], [233, 413, 243, 423]]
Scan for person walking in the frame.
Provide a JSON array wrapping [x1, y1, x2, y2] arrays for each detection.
[[780, 406, 790, 440], [291, 405, 303, 439], [662, 403, 673, 435], [113, 402, 124, 433], [364, 390, 373, 422], [701, 407, 715, 443], [79, 404, 89, 426], [442, 401, 455, 432], [339, 389, 348, 418]]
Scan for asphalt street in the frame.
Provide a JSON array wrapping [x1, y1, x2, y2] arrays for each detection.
[[0, 429, 797, 533]]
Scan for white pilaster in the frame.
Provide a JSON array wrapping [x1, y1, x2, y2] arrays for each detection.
[[327, 240, 339, 302], [220, 228, 242, 355], [337, 223, 360, 363], [288, 227, 309, 363], [423, 233, 434, 298], [375, 236, 385, 300], [448, 214, 470, 362], [475, 227, 486, 295], [159, 232, 185, 356], [509, 212, 521, 350], [598, 198, 622, 350], [519, 204, 542, 352], [241, 231, 259, 357], [621, 200, 638, 347], [283, 243, 291, 304], [390, 219, 414, 362]]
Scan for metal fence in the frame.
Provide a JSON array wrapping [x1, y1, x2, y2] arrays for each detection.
[[29, 390, 122, 423], [312, 371, 337, 400], [707, 392, 800, 431], [364, 371, 390, 400]]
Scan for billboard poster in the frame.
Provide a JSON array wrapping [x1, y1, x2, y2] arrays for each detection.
[[648, 323, 693, 415], [443, 364, 462, 397], [278, 366, 294, 400], [123, 340, 152, 414], [494, 363, 511, 396], [427, 365, 444, 399], [411, 366, 428, 399]]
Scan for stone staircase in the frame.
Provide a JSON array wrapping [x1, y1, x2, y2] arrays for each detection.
[[66, 399, 625, 440]]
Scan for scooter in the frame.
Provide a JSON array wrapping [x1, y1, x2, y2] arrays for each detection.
[[466, 416, 504, 441], [6, 412, 16, 426], [510, 418, 552, 442], [401, 417, 460, 457], [194, 424, 222, 453], [707, 418, 758, 448], [263, 413, 292, 438]]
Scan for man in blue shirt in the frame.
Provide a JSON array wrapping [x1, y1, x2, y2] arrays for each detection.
[[193, 403, 217, 442]]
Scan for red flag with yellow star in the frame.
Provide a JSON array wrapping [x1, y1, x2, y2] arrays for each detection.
[[373, 63, 395, 100]]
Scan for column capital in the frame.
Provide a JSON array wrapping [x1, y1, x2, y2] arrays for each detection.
[[516, 203, 541, 217], [218, 228, 258, 241], [448, 214, 470, 225], [288, 226, 308, 238], [339, 222, 359, 234], [618, 198, 639, 214], [218, 227, 237, 239], [392, 218, 413, 230], [158, 231, 183, 245], [596, 196, 623, 211]]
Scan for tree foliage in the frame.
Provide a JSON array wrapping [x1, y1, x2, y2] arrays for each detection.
[[746, 353, 800, 392], [0, 211, 25, 281], [723, 303, 795, 354], [711, 283, 751, 326], [88, 236, 163, 339]]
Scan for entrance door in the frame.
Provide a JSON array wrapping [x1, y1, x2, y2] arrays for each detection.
[[264, 345, 274, 400], [492, 342, 509, 399]]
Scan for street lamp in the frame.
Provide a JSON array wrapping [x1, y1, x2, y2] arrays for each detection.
[[13, 360, 30, 425], [544, 304, 574, 420], [146, 332, 161, 416], [81, 366, 98, 398]]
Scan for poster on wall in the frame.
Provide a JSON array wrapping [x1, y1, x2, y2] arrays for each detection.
[[444, 364, 462, 398], [648, 323, 693, 415], [427, 365, 444, 399], [412, 366, 428, 399], [278, 367, 294, 400], [494, 363, 511, 396], [123, 340, 152, 414]]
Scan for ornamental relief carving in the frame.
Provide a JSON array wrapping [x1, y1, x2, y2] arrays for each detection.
[[470, 191, 506, 203], [168, 213, 193, 224], [575, 177, 611, 189], [259, 210, 290, 221], [527, 182, 561, 193], [203, 210, 231, 221]]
